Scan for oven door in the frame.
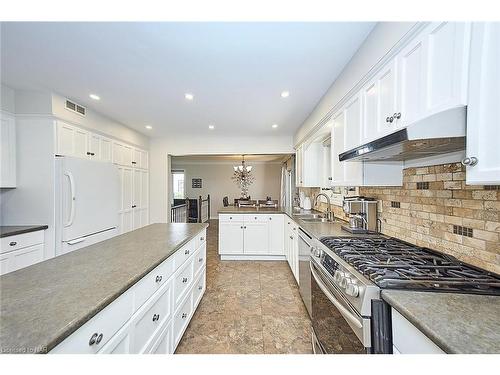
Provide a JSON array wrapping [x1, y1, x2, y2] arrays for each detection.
[[310, 258, 370, 354]]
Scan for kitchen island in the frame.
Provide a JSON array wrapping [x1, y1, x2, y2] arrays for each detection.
[[0, 223, 208, 354]]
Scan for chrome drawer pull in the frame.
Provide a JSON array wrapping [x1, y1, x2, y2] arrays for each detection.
[[96, 333, 103, 344], [155, 275, 163, 283], [199, 257, 203, 262], [182, 277, 188, 283], [9, 241, 17, 246], [198, 285, 203, 291], [152, 314, 160, 322], [184, 249, 190, 255], [89, 333, 98, 346], [181, 313, 187, 319]]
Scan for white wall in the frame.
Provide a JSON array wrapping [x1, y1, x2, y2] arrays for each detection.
[[0, 84, 15, 113], [150, 134, 294, 223], [171, 160, 282, 218], [294, 22, 417, 145]]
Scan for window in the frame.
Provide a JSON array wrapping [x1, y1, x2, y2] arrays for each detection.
[[172, 170, 185, 199]]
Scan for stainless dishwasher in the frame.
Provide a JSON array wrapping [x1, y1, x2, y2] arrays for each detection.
[[298, 227, 314, 318]]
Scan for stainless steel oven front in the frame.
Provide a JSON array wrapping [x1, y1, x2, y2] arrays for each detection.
[[310, 255, 371, 354]]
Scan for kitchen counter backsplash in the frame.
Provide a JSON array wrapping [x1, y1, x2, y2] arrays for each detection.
[[300, 163, 499, 274]]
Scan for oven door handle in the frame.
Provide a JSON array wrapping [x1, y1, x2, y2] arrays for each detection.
[[310, 262, 363, 330]]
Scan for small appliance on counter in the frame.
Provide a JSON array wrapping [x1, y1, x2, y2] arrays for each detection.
[[303, 196, 312, 210], [341, 196, 378, 234]]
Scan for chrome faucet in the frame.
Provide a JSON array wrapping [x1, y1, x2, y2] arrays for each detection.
[[314, 193, 334, 222]]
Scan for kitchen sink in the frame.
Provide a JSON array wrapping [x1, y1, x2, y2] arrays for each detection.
[[294, 213, 325, 219], [300, 217, 334, 223]]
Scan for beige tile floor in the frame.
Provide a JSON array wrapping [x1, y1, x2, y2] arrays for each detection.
[[175, 219, 312, 354]]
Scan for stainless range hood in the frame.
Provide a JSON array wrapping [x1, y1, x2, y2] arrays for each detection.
[[339, 106, 467, 162]]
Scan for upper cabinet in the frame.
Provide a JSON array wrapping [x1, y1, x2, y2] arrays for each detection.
[[0, 112, 16, 188], [56, 121, 148, 169], [464, 23, 500, 185], [296, 126, 331, 188]]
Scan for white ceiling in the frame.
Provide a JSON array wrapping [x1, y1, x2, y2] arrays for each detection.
[[1, 22, 375, 137]]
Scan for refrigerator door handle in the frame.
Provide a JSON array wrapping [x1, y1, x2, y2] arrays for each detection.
[[64, 171, 76, 227], [67, 237, 85, 245]]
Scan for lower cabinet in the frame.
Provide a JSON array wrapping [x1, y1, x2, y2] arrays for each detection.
[[0, 230, 45, 276], [391, 308, 444, 354], [284, 219, 299, 283], [218, 214, 284, 257], [51, 229, 207, 354]]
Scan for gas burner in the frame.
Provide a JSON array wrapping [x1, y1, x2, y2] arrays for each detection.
[[320, 236, 500, 295]]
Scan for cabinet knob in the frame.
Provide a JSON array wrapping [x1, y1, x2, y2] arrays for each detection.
[[199, 257, 203, 262], [244, 226, 247, 229], [386, 116, 394, 123], [240, 226, 244, 229], [155, 275, 163, 283], [198, 285, 203, 291], [269, 217, 272, 220], [89, 333, 98, 346], [132, 205, 137, 208], [86, 152, 92, 155], [132, 161, 137, 165], [290, 235, 293, 239], [394, 112, 401, 119], [152, 313, 160, 322], [9, 241, 17, 246], [200, 237, 204, 241], [229, 217, 232, 220], [96, 333, 103, 344], [461, 157, 478, 167], [184, 249, 190, 255], [181, 313, 187, 319], [182, 277, 188, 283], [254, 217, 257, 219]]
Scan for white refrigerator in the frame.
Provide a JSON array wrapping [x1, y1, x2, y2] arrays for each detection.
[[55, 156, 119, 255]]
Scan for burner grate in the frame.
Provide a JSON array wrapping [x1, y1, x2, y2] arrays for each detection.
[[320, 236, 500, 295]]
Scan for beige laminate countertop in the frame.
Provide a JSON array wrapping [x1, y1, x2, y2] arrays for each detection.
[[0, 223, 208, 354]]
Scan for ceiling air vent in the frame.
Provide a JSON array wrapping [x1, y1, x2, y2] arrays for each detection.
[[65, 99, 86, 116]]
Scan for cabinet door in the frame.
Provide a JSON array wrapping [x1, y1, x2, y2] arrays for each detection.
[[0, 114, 16, 187], [74, 127, 89, 159], [57, 121, 89, 158], [465, 22, 500, 184], [141, 171, 149, 209], [219, 222, 244, 254], [295, 144, 304, 187], [133, 148, 141, 168], [331, 110, 345, 185], [113, 142, 124, 165], [123, 145, 133, 167], [378, 60, 399, 135], [141, 151, 149, 169], [343, 95, 363, 186], [425, 22, 469, 114], [89, 133, 100, 159], [120, 167, 134, 233], [397, 36, 426, 126], [268, 215, 284, 255], [100, 137, 112, 162], [361, 77, 379, 143], [150, 322, 173, 354], [243, 222, 269, 255]]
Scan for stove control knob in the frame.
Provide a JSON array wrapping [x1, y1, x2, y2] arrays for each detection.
[[333, 270, 344, 283], [339, 276, 350, 289], [345, 282, 359, 297], [311, 247, 321, 258]]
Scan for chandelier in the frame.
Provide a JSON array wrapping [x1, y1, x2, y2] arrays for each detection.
[[232, 155, 255, 198]]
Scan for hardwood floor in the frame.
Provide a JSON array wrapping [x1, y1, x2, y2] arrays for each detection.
[[175, 219, 312, 354]]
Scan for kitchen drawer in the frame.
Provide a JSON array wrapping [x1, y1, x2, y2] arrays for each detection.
[[147, 318, 173, 354], [51, 289, 134, 353], [173, 238, 195, 268], [133, 256, 174, 311], [1, 230, 44, 254], [192, 269, 206, 308], [98, 324, 132, 354], [243, 214, 269, 222], [194, 229, 207, 249], [193, 242, 206, 277], [173, 293, 193, 346], [219, 214, 244, 222], [1, 244, 44, 275], [131, 280, 173, 353], [173, 257, 194, 305]]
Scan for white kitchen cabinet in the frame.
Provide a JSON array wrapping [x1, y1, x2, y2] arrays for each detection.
[[465, 22, 500, 185], [219, 219, 245, 254], [284, 218, 299, 283], [0, 230, 45, 276], [52, 229, 207, 354], [56, 121, 89, 159], [243, 221, 269, 254], [268, 215, 284, 255], [118, 167, 149, 233], [0, 112, 16, 188], [391, 308, 444, 354], [361, 60, 398, 142], [218, 214, 285, 258], [88, 133, 113, 162], [295, 144, 304, 187]]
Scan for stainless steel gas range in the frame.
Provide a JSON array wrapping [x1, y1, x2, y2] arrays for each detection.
[[309, 235, 500, 354]]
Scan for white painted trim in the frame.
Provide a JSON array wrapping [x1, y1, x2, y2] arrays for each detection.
[[220, 255, 286, 261], [172, 160, 284, 166], [295, 22, 428, 148]]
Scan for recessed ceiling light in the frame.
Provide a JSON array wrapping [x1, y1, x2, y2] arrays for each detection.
[[184, 93, 194, 101], [89, 94, 100, 100], [280, 91, 290, 98], [208, 125, 215, 130], [145, 125, 153, 130], [272, 124, 279, 129]]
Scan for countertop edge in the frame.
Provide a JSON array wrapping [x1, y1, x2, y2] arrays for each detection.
[[381, 291, 454, 354], [43, 223, 209, 353], [0, 225, 49, 238]]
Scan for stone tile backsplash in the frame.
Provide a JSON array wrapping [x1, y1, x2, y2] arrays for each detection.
[[300, 162, 500, 274]]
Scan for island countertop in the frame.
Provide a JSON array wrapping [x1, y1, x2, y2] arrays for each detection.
[[0, 223, 208, 354], [382, 290, 500, 354], [0, 225, 48, 238]]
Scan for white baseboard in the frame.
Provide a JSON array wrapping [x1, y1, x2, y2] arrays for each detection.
[[220, 254, 286, 261]]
